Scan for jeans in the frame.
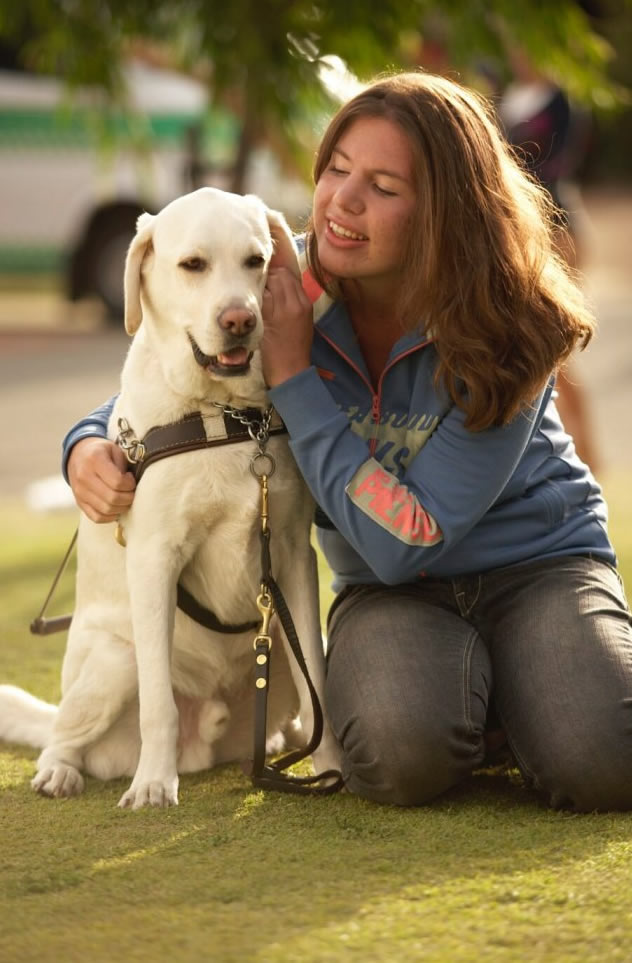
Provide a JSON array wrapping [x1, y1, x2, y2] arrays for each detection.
[[325, 555, 632, 811]]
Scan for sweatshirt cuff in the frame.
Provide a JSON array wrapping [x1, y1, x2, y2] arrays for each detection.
[[61, 423, 108, 483]]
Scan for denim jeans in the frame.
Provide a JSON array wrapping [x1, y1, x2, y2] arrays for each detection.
[[325, 555, 632, 811]]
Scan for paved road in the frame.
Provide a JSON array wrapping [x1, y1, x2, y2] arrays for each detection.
[[0, 187, 630, 501], [0, 327, 129, 497]]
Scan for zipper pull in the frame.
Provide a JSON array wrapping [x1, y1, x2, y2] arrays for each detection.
[[371, 394, 380, 422]]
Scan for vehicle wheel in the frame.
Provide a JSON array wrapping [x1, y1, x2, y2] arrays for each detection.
[[80, 208, 142, 323]]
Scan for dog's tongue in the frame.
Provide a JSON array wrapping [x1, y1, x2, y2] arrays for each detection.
[[217, 347, 250, 367]]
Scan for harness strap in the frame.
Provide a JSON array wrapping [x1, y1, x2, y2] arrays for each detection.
[[176, 583, 259, 635], [132, 410, 287, 483], [119, 406, 287, 634]]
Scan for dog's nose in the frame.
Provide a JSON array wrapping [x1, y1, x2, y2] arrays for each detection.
[[217, 306, 257, 337]]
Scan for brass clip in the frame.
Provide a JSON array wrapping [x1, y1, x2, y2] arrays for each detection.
[[260, 474, 269, 533], [254, 588, 274, 649]]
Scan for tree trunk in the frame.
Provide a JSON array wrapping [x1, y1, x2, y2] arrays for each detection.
[[229, 97, 259, 195]]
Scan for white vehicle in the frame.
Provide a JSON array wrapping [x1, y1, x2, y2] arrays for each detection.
[[0, 60, 310, 319]]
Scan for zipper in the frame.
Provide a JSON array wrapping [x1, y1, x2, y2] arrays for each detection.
[[315, 328, 432, 455]]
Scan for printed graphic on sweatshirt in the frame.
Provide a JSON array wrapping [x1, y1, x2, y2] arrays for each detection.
[[346, 459, 443, 547], [343, 404, 440, 476]]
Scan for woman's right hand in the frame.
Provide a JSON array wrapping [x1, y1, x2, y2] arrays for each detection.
[[67, 437, 136, 523]]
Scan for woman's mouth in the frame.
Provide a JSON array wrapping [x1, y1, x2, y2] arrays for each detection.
[[328, 219, 368, 241]]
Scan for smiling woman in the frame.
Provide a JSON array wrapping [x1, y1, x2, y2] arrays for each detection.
[[62, 71, 632, 814]]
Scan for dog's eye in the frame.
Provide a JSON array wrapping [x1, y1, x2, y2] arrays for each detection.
[[179, 257, 207, 272], [245, 254, 265, 269]]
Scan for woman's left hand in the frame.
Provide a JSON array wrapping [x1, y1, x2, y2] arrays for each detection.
[[261, 266, 314, 387]]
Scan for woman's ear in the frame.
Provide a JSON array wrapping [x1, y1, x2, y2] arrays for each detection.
[[265, 207, 300, 278], [124, 212, 155, 334]]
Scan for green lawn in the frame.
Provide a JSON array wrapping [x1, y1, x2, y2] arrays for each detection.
[[1, 474, 631, 963]]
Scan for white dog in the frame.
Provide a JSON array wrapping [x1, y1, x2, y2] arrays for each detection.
[[0, 187, 341, 808]]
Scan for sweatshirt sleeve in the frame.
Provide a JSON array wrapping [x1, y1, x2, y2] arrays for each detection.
[[269, 367, 545, 585], [61, 395, 118, 482]]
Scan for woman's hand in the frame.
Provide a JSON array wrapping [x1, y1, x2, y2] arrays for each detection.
[[261, 267, 314, 387], [67, 437, 136, 523]]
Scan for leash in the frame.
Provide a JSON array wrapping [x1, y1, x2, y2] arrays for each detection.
[[29, 529, 76, 636], [244, 462, 344, 795]]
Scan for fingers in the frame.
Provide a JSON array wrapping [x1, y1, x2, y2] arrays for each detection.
[[67, 437, 136, 523], [261, 269, 313, 388], [264, 267, 311, 323]]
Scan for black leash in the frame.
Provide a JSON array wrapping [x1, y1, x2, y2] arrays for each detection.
[[246, 523, 344, 795]]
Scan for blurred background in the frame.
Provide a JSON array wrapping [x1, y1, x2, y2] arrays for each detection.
[[0, 0, 630, 506]]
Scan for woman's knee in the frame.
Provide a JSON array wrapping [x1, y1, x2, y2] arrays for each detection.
[[324, 584, 492, 805], [512, 701, 632, 813], [334, 706, 485, 806], [525, 739, 632, 813]]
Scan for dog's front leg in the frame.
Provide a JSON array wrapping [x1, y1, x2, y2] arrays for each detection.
[[280, 545, 342, 776], [118, 537, 181, 809]]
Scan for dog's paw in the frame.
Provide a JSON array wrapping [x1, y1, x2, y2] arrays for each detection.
[[117, 777, 179, 810], [32, 763, 84, 798]]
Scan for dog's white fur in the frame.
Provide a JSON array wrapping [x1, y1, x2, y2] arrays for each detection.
[[0, 187, 341, 808]]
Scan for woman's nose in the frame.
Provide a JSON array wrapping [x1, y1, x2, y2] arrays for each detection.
[[335, 176, 364, 214]]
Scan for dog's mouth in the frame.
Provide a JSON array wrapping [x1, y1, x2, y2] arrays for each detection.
[[188, 335, 253, 377]]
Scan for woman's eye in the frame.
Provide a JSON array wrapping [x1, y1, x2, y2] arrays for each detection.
[[179, 257, 207, 272], [374, 184, 397, 196]]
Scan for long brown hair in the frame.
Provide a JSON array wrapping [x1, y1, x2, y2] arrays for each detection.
[[306, 71, 595, 431]]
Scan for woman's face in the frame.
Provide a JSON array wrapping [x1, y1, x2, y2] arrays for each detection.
[[313, 115, 417, 297]]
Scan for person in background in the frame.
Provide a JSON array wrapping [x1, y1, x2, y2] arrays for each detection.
[[63, 72, 632, 812], [499, 48, 601, 473]]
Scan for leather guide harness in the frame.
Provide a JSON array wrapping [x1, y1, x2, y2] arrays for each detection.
[[30, 403, 344, 796]]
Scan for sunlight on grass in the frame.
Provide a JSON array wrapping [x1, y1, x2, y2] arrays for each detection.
[[0, 751, 36, 789], [91, 828, 197, 874], [232, 790, 267, 821]]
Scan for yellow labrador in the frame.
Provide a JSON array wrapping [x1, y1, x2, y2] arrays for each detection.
[[0, 188, 341, 808]]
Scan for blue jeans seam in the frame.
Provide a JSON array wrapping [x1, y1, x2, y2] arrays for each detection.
[[461, 627, 480, 737]]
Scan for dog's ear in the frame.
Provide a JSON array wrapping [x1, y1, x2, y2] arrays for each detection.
[[266, 208, 300, 279], [124, 212, 155, 335]]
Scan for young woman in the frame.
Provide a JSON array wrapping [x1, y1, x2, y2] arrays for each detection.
[[64, 72, 632, 812]]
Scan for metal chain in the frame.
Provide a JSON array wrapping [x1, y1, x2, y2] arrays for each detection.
[[213, 402, 276, 477], [212, 402, 273, 452]]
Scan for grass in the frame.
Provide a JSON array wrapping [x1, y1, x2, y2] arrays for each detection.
[[1, 473, 631, 963]]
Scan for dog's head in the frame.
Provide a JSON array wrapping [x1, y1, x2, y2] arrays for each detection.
[[123, 187, 299, 398]]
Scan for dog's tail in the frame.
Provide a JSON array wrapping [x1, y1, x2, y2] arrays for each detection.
[[0, 685, 57, 748]]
